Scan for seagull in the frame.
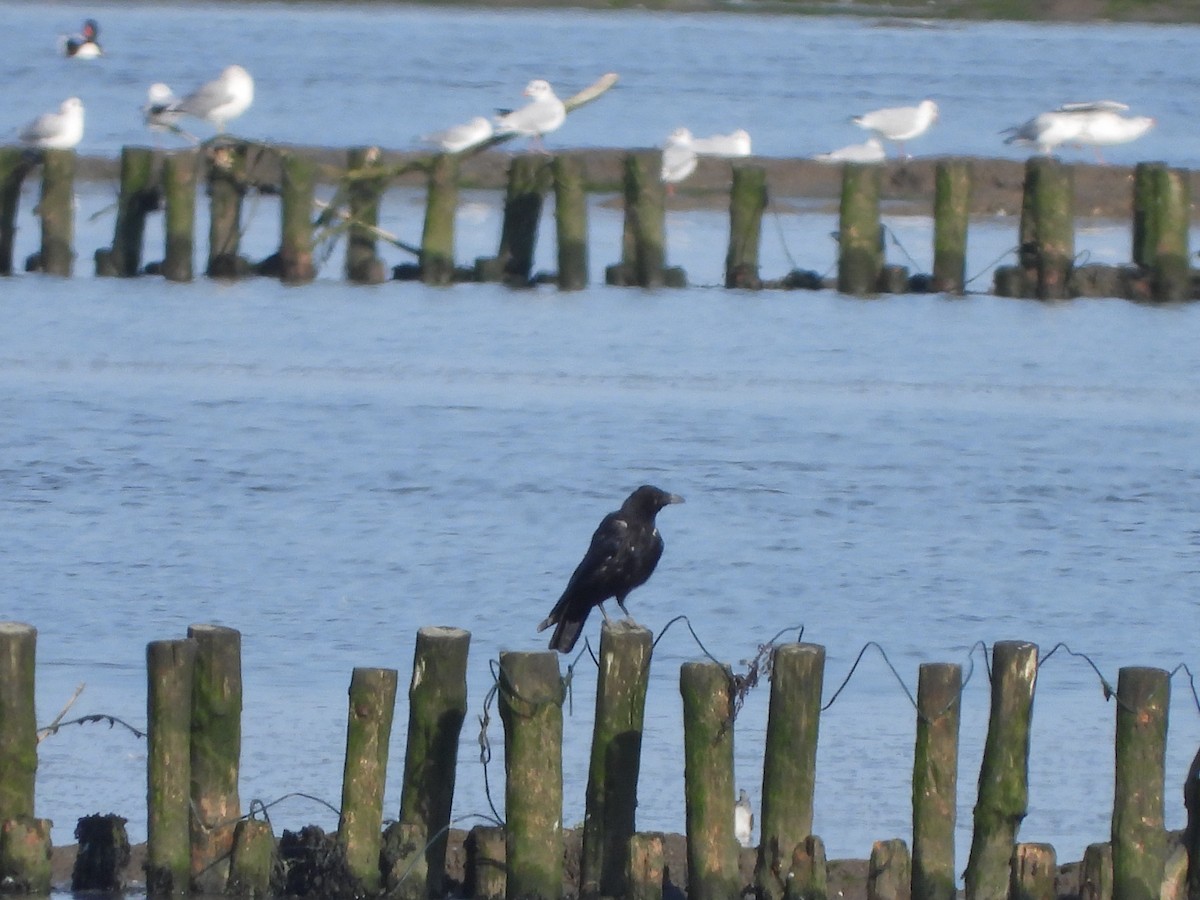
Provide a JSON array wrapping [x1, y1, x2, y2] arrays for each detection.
[[142, 83, 195, 143], [494, 79, 566, 151], [19, 97, 85, 150], [813, 136, 886, 164], [422, 116, 494, 154], [735, 790, 754, 847], [852, 99, 938, 156], [690, 128, 752, 157], [661, 127, 698, 192], [169, 65, 254, 133], [1003, 101, 1154, 161], [62, 19, 102, 58]]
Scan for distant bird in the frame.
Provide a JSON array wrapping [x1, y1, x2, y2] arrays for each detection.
[[735, 790, 754, 847], [690, 128, 752, 157], [62, 19, 102, 58], [661, 127, 698, 191], [422, 115, 494, 154], [537, 485, 684, 654], [494, 79, 566, 151], [852, 99, 938, 156], [19, 97, 84, 150], [170, 64, 254, 133], [1003, 101, 1154, 161], [813, 136, 886, 164], [142, 83, 195, 143]]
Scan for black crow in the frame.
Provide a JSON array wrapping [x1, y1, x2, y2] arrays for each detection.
[[538, 485, 684, 653]]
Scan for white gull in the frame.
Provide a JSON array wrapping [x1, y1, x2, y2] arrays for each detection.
[[852, 99, 938, 156], [1003, 101, 1154, 161], [422, 116, 494, 154], [171, 65, 254, 133], [690, 128, 751, 157], [494, 79, 566, 151], [20, 97, 84, 150], [813, 136, 886, 164], [660, 127, 698, 190]]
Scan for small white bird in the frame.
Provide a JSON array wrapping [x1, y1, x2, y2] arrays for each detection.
[[422, 116, 494, 154], [735, 790, 754, 848], [170, 64, 254, 133], [813, 136, 886, 164], [1003, 101, 1154, 162], [690, 128, 752, 157], [661, 127, 698, 191], [494, 79, 566, 151], [852, 99, 938, 156], [19, 97, 85, 150], [142, 83, 194, 142]]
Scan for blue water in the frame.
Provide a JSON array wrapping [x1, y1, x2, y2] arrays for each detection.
[[1, 0, 1200, 884]]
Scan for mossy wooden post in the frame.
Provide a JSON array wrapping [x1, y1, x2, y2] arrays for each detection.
[[279, 153, 316, 284], [0, 818, 51, 894], [38, 148, 76, 276], [0, 149, 28, 275], [421, 154, 459, 286], [0, 624, 36, 824], [336, 666, 397, 893], [467, 825, 506, 900], [1011, 844, 1056, 900], [1024, 157, 1074, 300], [498, 651, 563, 900], [933, 159, 971, 294], [755, 643, 825, 900], [72, 813, 132, 891], [837, 163, 882, 295], [487, 155, 550, 286], [553, 154, 588, 291], [1132, 162, 1163, 270], [1080, 843, 1113, 900], [581, 620, 653, 897], [627, 833, 665, 900], [1148, 168, 1190, 302], [680, 660, 739, 900], [725, 164, 767, 289], [206, 142, 248, 278], [394, 626, 470, 898], [911, 662, 961, 900], [1112, 666, 1169, 900], [147, 638, 197, 895], [627, 151, 666, 287], [964, 640, 1038, 900], [345, 147, 388, 284], [188, 623, 242, 894], [162, 151, 197, 283], [785, 835, 828, 900], [868, 839, 911, 900], [96, 146, 156, 277], [227, 819, 274, 897]]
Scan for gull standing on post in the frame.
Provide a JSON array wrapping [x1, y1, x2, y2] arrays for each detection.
[[852, 99, 938, 157], [170, 65, 254, 134], [494, 79, 566, 152], [19, 97, 85, 150], [661, 127, 698, 192], [1003, 101, 1154, 161]]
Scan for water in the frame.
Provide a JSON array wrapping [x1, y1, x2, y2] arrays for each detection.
[[1, 0, 1200, 882]]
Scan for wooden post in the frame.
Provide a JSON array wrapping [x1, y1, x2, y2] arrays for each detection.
[[0, 624, 36, 822], [206, 142, 248, 279], [72, 814, 131, 891], [553, 154, 589, 291], [421, 154, 459, 286], [1011, 844, 1056, 900], [911, 663, 961, 900], [680, 660, 739, 900], [162, 151, 197, 283], [498, 651, 563, 900], [0, 149, 28, 276], [756, 643, 825, 900], [36, 148, 75, 276], [393, 626, 470, 897], [147, 638, 197, 895], [0, 818, 52, 894], [1186, 747, 1200, 900], [1080, 842, 1113, 900], [869, 839, 911, 900], [1021, 157, 1074, 300], [1149, 167, 1190, 302], [785, 835, 828, 900], [837, 163, 882, 295], [188, 623, 242, 894], [345, 147, 388, 284], [468, 825, 506, 900], [96, 146, 156, 277], [227, 818, 275, 896], [933, 160, 971, 293], [725, 165, 767, 289], [478, 156, 550, 286], [581, 621, 653, 897], [627, 151, 666, 287], [336, 666, 397, 893], [1132, 162, 1162, 270], [964, 640, 1038, 900], [627, 833, 665, 900], [1112, 667, 1169, 900], [279, 153, 317, 284]]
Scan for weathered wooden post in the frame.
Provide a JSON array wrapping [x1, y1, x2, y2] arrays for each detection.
[[911, 662, 961, 900], [96, 146, 156, 277], [0, 623, 37, 823], [467, 825, 506, 900], [933, 160, 971, 294], [0, 149, 28, 275], [1010, 844, 1056, 900], [0, 818, 51, 893], [278, 153, 317, 284], [188, 623, 242, 894], [1080, 842, 1113, 900], [206, 142, 249, 278], [964, 640, 1038, 900], [498, 651, 563, 900], [785, 835, 828, 900], [755, 643, 825, 900], [72, 814, 132, 891], [1144, 167, 1190, 302], [1186, 747, 1200, 900], [344, 146, 388, 285], [581, 621, 653, 897], [606, 151, 674, 288], [227, 818, 275, 896], [391, 626, 470, 898], [421, 154, 459, 286], [147, 638, 197, 894], [837, 162, 883, 295], [680, 660, 739, 900], [36, 148, 76, 276], [1132, 162, 1162, 270], [1112, 667, 1169, 900], [162, 151, 197, 283], [627, 833, 665, 900], [868, 839, 911, 900], [477, 156, 550, 286], [553, 153, 589, 291], [725, 164, 767, 289], [1025, 157, 1074, 300]]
